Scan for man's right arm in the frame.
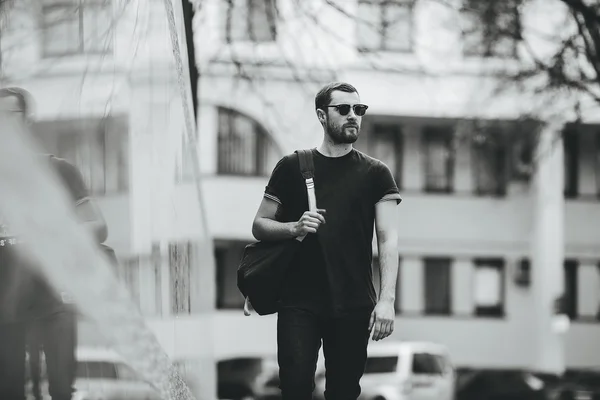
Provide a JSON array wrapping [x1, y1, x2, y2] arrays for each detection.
[[252, 197, 326, 241], [252, 197, 297, 241]]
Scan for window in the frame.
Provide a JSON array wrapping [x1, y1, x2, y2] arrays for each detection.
[[50, 117, 129, 195], [412, 353, 444, 375], [41, 0, 113, 57], [461, 0, 521, 58], [118, 256, 140, 309], [215, 241, 248, 309], [356, 0, 413, 52], [424, 257, 452, 315], [563, 127, 579, 198], [224, 0, 277, 43], [169, 241, 192, 315], [564, 260, 578, 320], [423, 126, 454, 193], [473, 258, 505, 317], [217, 107, 280, 176], [510, 124, 536, 181], [119, 250, 164, 317], [471, 124, 507, 196], [357, 123, 403, 187]]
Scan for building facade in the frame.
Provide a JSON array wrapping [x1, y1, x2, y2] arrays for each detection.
[[193, 0, 600, 371], [3, 0, 600, 383]]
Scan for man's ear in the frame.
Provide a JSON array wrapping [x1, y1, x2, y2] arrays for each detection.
[[316, 108, 326, 123]]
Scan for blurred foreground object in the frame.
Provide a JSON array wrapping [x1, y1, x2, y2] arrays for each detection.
[[0, 112, 196, 400]]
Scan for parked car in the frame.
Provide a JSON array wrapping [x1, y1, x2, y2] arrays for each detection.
[[544, 368, 600, 400], [313, 341, 456, 400], [218, 356, 280, 400], [455, 368, 600, 400], [71, 347, 161, 400], [455, 369, 548, 400], [26, 347, 160, 400]]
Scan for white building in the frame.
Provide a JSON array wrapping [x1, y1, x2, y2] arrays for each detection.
[[192, 0, 600, 372], [2, 0, 600, 390]]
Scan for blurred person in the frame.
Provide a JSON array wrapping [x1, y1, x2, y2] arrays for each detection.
[[0, 87, 108, 400], [251, 82, 401, 400]]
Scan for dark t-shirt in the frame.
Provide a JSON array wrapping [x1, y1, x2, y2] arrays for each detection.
[[264, 148, 401, 317], [0, 155, 90, 324]]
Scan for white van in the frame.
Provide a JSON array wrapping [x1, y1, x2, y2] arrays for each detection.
[[314, 341, 455, 400]]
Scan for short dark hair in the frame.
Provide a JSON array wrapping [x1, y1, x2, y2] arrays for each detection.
[[315, 82, 359, 111], [0, 87, 34, 119]]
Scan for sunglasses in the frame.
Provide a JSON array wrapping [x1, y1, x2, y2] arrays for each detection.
[[325, 103, 368, 117]]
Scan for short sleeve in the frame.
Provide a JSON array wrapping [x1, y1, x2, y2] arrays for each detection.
[[264, 155, 292, 206], [373, 161, 402, 205], [52, 157, 90, 205]]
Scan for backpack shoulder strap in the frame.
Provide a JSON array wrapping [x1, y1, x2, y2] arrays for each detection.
[[295, 149, 315, 180], [294, 149, 317, 212]]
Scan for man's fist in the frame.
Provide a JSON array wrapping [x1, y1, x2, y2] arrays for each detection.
[[292, 209, 326, 237]]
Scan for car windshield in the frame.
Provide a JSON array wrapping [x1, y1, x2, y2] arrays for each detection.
[[364, 356, 399, 374], [76, 361, 118, 379], [412, 353, 446, 375]]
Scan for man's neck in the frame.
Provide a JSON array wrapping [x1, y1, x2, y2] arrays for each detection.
[[317, 141, 353, 158]]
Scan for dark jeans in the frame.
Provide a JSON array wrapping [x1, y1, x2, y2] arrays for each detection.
[[277, 307, 371, 400], [0, 311, 77, 400]]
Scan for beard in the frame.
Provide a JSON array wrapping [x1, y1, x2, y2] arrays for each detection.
[[327, 121, 360, 144]]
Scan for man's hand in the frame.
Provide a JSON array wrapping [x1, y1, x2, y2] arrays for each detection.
[[369, 299, 395, 341], [291, 209, 326, 237]]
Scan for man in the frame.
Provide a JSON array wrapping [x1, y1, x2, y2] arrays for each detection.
[[252, 82, 401, 400], [0, 87, 108, 400]]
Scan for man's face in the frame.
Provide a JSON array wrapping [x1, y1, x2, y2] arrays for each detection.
[[321, 90, 363, 145], [0, 96, 25, 122]]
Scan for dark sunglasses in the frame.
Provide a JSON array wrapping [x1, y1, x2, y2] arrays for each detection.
[[325, 103, 368, 117]]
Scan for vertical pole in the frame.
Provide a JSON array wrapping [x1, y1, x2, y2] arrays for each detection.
[[530, 123, 566, 375], [163, 1, 217, 399]]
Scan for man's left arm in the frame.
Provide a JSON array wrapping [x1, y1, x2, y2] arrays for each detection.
[[369, 199, 400, 341]]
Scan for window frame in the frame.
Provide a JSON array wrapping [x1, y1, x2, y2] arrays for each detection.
[[215, 241, 248, 310], [471, 124, 508, 197], [357, 121, 404, 189], [224, 0, 278, 44], [422, 126, 455, 194], [423, 257, 452, 316], [563, 127, 579, 199], [473, 258, 505, 318], [40, 0, 113, 58], [47, 116, 129, 196], [460, 0, 522, 59], [356, 0, 415, 53], [169, 241, 193, 315], [216, 107, 279, 177], [564, 259, 578, 320]]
